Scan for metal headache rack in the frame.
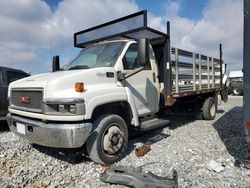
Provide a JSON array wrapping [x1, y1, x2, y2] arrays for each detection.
[[74, 10, 224, 105], [74, 10, 167, 48]]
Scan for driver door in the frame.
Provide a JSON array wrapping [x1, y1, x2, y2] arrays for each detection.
[[122, 43, 159, 116]]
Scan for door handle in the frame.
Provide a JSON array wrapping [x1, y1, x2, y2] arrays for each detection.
[[153, 73, 156, 83]]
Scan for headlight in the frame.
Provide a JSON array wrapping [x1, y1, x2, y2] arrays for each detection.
[[69, 104, 77, 114], [58, 104, 77, 114], [43, 98, 85, 116]]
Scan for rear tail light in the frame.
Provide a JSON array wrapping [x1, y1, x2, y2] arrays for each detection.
[[244, 121, 250, 128]]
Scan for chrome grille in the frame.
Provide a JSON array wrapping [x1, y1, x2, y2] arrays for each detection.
[[11, 90, 43, 112]]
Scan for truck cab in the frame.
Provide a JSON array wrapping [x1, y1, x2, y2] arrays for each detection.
[[7, 10, 227, 164], [7, 39, 161, 164]]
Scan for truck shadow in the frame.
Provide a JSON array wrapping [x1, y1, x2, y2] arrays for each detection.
[[167, 111, 198, 130], [212, 106, 250, 167], [32, 109, 231, 165], [33, 144, 91, 164], [126, 129, 170, 156], [33, 129, 171, 164], [125, 108, 227, 157], [0, 121, 10, 132], [32, 112, 195, 164], [126, 112, 198, 156]]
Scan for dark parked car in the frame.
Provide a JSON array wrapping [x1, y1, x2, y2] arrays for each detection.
[[0, 66, 30, 120]]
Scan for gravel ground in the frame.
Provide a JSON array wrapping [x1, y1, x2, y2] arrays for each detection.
[[0, 96, 250, 187]]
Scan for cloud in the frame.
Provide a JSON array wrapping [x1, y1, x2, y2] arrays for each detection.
[[165, 0, 181, 18], [0, 0, 243, 74], [0, 0, 52, 48], [0, 0, 51, 22], [0, 0, 53, 73], [41, 0, 139, 49], [160, 0, 243, 71], [0, 0, 139, 74]]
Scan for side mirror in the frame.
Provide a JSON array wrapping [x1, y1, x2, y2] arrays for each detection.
[[117, 71, 125, 81], [52, 56, 60, 72], [137, 38, 150, 66]]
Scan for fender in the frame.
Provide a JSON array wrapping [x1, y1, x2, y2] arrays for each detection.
[[85, 88, 139, 126], [124, 87, 139, 126], [85, 91, 126, 119]]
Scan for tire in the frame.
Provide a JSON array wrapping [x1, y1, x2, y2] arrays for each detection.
[[202, 97, 217, 120], [86, 114, 128, 165], [233, 87, 242, 96]]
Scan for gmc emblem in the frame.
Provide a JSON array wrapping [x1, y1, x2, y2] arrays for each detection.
[[19, 97, 30, 103]]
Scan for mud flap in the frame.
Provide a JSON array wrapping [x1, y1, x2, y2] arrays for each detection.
[[100, 165, 178, 188], [220, 87, 228, 103]]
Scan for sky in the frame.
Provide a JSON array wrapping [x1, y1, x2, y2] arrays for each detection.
[[0, 0, 243, 74]]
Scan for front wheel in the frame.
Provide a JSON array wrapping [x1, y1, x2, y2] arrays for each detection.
[[86, 114, 128, 165]]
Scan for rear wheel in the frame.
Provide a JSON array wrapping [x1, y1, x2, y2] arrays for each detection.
[[86, 114, 128, 165], [233, 87, 242, 96], [202, 97, 217, 120]]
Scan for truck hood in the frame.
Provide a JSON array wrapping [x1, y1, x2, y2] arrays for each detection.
[[9, 67, 118, 98]]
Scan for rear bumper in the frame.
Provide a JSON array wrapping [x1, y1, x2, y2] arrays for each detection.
[[7, 113, 92, 148]]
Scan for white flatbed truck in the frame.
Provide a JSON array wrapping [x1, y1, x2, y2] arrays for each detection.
[[7, 11, 228, 164]]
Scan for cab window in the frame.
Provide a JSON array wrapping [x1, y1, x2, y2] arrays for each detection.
[[122, 44, 140, 70], [123, 43, 153, 70]]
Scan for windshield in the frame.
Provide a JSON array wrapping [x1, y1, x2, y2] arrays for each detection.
[[62, 41, 125, 70]]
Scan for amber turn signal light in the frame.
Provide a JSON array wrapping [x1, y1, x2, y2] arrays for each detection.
[[75, 82, 84, 92]]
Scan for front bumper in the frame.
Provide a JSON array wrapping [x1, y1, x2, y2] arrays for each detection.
[[7, 113, 92, 148]]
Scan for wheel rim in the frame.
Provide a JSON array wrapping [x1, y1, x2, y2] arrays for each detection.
[[210, 103, 216, 117], [233, 88, 240, 95], [102, 124, 124, 155]]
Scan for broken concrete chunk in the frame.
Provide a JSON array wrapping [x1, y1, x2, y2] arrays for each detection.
[[207, 160, 224, 173]]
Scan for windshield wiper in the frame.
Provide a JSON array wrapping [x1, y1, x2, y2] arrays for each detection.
[[68, 65, 90, 70]]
